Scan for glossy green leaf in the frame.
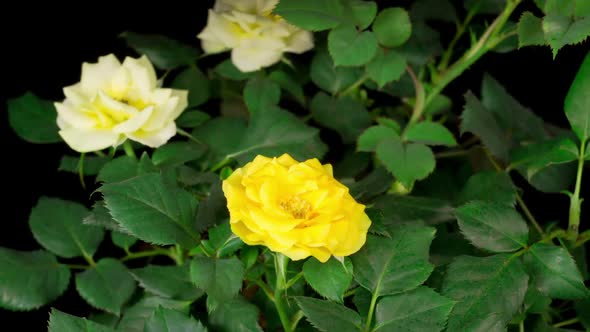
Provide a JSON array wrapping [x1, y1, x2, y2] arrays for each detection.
[[397, 22, 442, 65], [96, 156, 139, 183], [374, 286, 454, 332], [29, 197, 103, 258], [151, 141, 206, 168], [0, 248, 70, 310], [351, 226, 435, 297], [7, 92, 61, 143], [310, 92, 371, 143], [455, 201, 529, 252], [518, 12, 546, 47], [461, 91, 511, 160], [214, 59, 256, 80], [83, 201, 123, 233], [442, 254, 528, 331], [243, 77, 281, 113], [510, 137, 578, 179], [192, 117, 247, 164], [404, 121, 457, 146], [117, 295, 191, 332], [49, 308, 115, 332], [366, 49, 407, 88], [328, 24, 378, 66], [357, 125, 400, 152], [372, 195, 454, 227], [209, 297, 263, 332], [456, 171, 517, 206], [195, 179, 229, 232], [171, 67, 209, 108], [110, 232, 136, 251], [524, 243, 589, 299], [372, 8, 412, 47], [269, 70, 305, 105], [120, 32, 198, 69], [376, 136, 436, 187], [295, 297, 362, 332], [131, 264, 203, 301], [144, 307, 207, 332], [564, 51, 590, 142], [349, 0, 377, 29], [310, 49, 363, 94], [303, 257, 353, 303], [543, 14, 590, 58], [524, 285, 552, 314], [190, 256, 244, 302], [58, 155, 108, 176], [274, 0, 344, 31], [75, 258, 136, 315], [100, 173, 199, 247], [175, 110, 210, 129]]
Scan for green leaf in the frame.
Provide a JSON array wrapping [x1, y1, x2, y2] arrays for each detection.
[[442, 254, 529, 331], [371, 195, 454, 226], [120, 32, 198, 69], [311, 92, 372, 144], [353, 287, 372, 318], [526, 162, 577, 193], [190, 256, 244, 302], [303, 257, 353, 303], [213, 107, 327, 164], [0, 248, 70, 310], [349, 0, 377, 29], [195, 179, 229, 232], [510, 137, 579, 179], [192, 118, 247, 164], [209, 297, 263, 332], [348, 167, 394, 201], [84, 201, 123, 233], [374, 286, 454, 332], [144, 306, 207, 332], [404, 121, 457, 146], [576, 0, 590, 17], [171, 67, 210, 108], [357, 125, 400, 152], [152, 141, 205, 168], [310, 49, 363, 94], [110, 232, 136, 251], [176, 110, 210, 129], [457, 171, 516, 206], [328, 24, 378, 66], [523, 243, 589, 299], [481, 74, 547, 142], [214, 59, 256, 80], [99, 173, 199, 247], [518, 12, 546, 47], [49, 308, 115, 332], [564, 51, 590, 142], [366, 49, 407, 88], [543, 14, 590, 58], [461, 91, 511, 160], [524, 285, 552, 314], [372, 8, 412, 47], [131, 264, 202, 301], [397, 22, 442, 65], [117, 295, 191, 332], [97, 156, 139, 183], [351, 226, 435, 297], [59, 155, 108, 176], [575, 298, 590, 329], [243, 77, 281, 113], [295, 297, 362, 332], [273, 0, 345, 31], [75, 258, 136, 315], [29, 197, 103, 258], [455, 201, 529, 253], [411, 0, 458, 23], [7, 92, 61, 144], [376, 136, 436, 187], [269, 70, 305, 105]]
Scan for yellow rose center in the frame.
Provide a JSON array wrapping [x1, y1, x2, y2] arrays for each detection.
[[279, 196, 312, 219]]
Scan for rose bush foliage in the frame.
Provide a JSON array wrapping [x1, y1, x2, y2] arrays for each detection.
[[4, 0, 590, 331]]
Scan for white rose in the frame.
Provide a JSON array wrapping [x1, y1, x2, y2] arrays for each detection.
[[197, 0, 314, 72], [55, 54, 188, 153]]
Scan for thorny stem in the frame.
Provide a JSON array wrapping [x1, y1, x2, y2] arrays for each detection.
[[438, 9, 476, 71], [404, 65, 426, 131], [553, 317, 580, 328]]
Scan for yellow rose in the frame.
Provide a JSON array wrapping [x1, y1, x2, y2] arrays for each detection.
[[222, 154, 371, 263], [54, 54, 188, 153], [197, 0, 314, 72]]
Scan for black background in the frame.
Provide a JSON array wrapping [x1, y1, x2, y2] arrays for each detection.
[[1, 2, 589, 330]]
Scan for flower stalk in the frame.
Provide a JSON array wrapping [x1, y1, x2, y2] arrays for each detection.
[[274, 253, 293, 332]]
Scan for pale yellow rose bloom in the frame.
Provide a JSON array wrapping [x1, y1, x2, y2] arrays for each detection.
[[54, 54, 188, 153], [222, 154, 371, 263], [197, 0, 314, 72]]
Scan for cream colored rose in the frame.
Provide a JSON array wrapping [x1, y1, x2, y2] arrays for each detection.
[[55, 54, 188, 153], [197, 0, 314, 72]]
